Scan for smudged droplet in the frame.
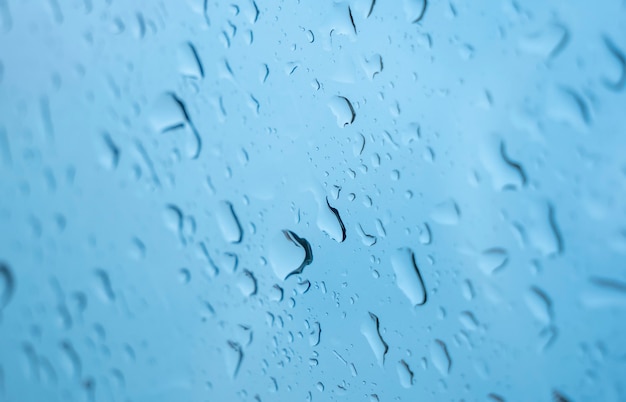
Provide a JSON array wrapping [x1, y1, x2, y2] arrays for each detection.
[[224, 341, 243, 379]]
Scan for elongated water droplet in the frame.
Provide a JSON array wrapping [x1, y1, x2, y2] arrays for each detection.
[[391, 248, 427, 306], [318, 198, 346, 242], [224, 341, 243, 379], [361, 312, 388, 367], [430, 339, 451, 375], [396, 360, 414, 388], [0, 263, 14, 312], [216, 201, 243, 244]]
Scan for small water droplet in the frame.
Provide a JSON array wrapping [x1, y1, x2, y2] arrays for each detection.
[[0, 262, 15, 312], [477, 248, 509, 275]]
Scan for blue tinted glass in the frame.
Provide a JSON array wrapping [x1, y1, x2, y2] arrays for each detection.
[[1, 1, 626, 401]]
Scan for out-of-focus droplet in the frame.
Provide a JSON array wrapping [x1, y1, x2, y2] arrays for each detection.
[[403, 0, 427, 23], [480, 136, 525, 191], [396, 360, 414, 388], [430, 200, 460, 225], [518, 24, 568, 59], [237, 270, 257, 297], [361, 312, 388, 367], [430, 339, 451, 375], [477, 248, 508, 275], [0, 262, 14, 312], [525, 287, 553, 324], [390, 248, 427, 306], [269, 230, 313, 280], [581, 277, 626, 309], [224, 341, 243, 379], [178, 41, 204, 79], [216, 201, 243, 244]]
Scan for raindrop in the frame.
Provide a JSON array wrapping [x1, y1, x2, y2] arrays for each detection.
[[328, 96, 356, 127], [396, 360, 414, 388], [361, 312, 388, 367], [430, 339, 451, 375], [269, 230, 313, 280], [216, 201, 243, 244], [390, 248, 427, 306], [0, 263, 15, 312], [477, 248, 509, 275]]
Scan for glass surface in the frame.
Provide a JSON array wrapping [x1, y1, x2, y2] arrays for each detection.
[[1, 1, 626, 401]]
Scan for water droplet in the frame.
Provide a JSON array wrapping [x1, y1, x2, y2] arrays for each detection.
[[581, 277, 626, 309], [601, 36, 626, 90], [459, 311, 479, 331], [94, 269, 115, 303], [547, 86, 591, 131], [361, 312, 388, 367], [317, 198, 346, 242], [430, 339, 451, 375], [525, 287, 553, 325], [269, 230, 313, 280], [178, 41, 204, 79], [396, 360, 414, 388], [480, 137, 525, 191], [309, 321, 321, 346], [518, 24, 568, 59], [149, 92, 202, 159], [391, 248, 427, 306], [477, 248, 509, 275], [430, 200, 460, 225], [237, 270, 257, 297], [269, 284, 284, 302], [98, 132, 120, 170], [403, 0, 427, 23], [356, 224, 377, 246], [0, 262, 15, 312], [527, 202, 563, 257], [224, 341, 243, 379], [216, 201, 243, 244], [328, 96, 356, 127]]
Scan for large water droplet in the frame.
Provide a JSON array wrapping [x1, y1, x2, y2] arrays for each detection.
[[224, 341, 243, 379], [390, 248, 427, 306], [328, 96, 356, 127], [430, 339, 451, 375], [361, 312, 388, 367], [317, 198, 346, 242], [396, 360, 414, 388], [216, 201, 243, 244], [269, 230, 313, 280]]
